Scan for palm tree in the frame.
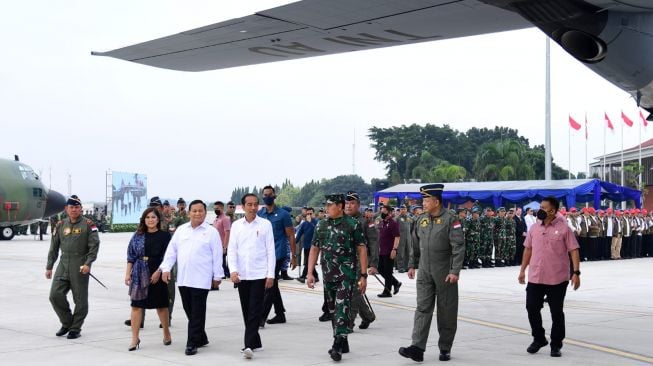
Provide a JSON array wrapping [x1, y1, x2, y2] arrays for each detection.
[[473, 139, 535, 181]]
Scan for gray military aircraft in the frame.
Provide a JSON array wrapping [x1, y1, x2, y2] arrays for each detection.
[[93, 0, 653, 114], [0, 156, 66, 240]]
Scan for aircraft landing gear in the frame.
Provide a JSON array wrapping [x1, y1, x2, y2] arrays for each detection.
[[0, 226, 15, 241]]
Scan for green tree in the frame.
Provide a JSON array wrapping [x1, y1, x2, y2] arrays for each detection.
[[473, 139, 535, 181]]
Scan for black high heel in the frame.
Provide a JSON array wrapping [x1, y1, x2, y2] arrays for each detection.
[[163, 338, 172, 346], [128, 339, 141, 351]]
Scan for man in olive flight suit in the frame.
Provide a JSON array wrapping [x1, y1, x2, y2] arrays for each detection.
[[399, 184, 465, 362], [395, 204, 413, 273], [45, 195, 100, 339]]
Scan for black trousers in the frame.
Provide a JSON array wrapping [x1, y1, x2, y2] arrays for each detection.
[[526, 281, 568, 348], [238, 279, 265, 349], [262, 258, 286, 319], [222, 253, 230, 278], [178, 286, 209, 348], [378, 255, 400, 294], [578, 237, 588, 260], [300, 247, 319, 280], [588, 237, 600, 260], [602, 237, 612, 260], [515, 236, 525, 265], [633, 235, 642, 258], [621, 236, 631, 258]]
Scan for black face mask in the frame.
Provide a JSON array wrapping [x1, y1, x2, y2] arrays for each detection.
[[215, 210, 222, 216], [381, 213, 388, 219], [536, 210, 548, 221]]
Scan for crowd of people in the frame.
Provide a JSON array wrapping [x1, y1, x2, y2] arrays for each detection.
[[43, 187, 649, 362]]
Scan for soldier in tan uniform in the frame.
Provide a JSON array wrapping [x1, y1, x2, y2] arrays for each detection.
[[45, 195, 100, 339]]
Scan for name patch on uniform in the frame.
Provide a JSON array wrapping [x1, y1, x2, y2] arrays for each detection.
[[420, 218, 429, 227], [72, 228, 82, 234], [63, 227, 71, 236]]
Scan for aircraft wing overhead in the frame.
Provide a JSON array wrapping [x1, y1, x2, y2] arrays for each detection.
[[93, 0, 531, 72]]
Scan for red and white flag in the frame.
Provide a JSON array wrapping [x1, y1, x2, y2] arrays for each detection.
[[639, 110, 649, 127], [605, 112, 614, 131], [621, 110, 634, 127], [569, 115, 582, 130]]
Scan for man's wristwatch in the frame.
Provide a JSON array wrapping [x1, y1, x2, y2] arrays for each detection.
[[360, 273, 368, 279], [572, 270, 581, 276]]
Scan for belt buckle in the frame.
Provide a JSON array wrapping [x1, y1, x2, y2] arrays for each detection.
[[142, 256, 149, 261]]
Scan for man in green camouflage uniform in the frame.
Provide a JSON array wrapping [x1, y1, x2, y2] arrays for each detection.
[[494, 207, 508, 267], [170, 197, 189, 232], [345, 191, 376, 331], [45, 195, 100, 339], [480, 207, 495, 268], [505, 209, 517, 265], [307, 194, 368, 362], [465, 207, 482, 269], [457, 208, 470, 269]]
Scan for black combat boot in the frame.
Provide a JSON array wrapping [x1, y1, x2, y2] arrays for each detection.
[[328, 336, 349, 355], [329, 336, 345, 361]]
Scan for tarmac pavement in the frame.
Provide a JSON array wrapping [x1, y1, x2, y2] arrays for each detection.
[[0, 232, 651, 365]]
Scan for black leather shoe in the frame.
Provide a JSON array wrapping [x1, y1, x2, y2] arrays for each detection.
[[266, 314, 286, 324], [527, 340, 549, 354], [328, 337, 350, 355], [550, 347, 562, 357], [318, 312, 333, 322], [67, 330, 81, 339], [394, 282, 402, 295], [439, 350, 451, 361], [55, 327, 69, 337], [377, 292, 392, 298], [185, 346, 197, 355], [398, 345, 424, 362], [296, 277, 305, 283], [281, 271, 294, 280], [359, 319, 373, 329]]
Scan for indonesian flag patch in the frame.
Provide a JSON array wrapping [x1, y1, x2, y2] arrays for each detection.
[[452, 221, 462, 229], [90, 225, 98, 232]]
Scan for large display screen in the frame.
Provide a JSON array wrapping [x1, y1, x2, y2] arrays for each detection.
[[112, 172, 147, 224]]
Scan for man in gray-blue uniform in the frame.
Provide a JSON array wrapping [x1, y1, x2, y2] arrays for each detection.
[[399, 184, 465, 362]]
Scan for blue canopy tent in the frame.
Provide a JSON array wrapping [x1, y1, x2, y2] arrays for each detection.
[[374, 179, 641, 209]]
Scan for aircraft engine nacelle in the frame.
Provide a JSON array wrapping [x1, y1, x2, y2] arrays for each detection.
[[555, 28, 607, 63]]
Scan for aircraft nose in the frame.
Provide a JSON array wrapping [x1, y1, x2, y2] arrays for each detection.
[[44, 190, 66, 218]]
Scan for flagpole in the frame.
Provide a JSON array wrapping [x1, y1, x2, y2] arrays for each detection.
[[585, 112, 588, 178], [639, 115, 642, 188], [568, 116, 572, 179], [603, 116, 606, 181]]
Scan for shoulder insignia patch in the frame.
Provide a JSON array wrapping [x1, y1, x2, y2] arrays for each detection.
[[420, 218, 429, 228]]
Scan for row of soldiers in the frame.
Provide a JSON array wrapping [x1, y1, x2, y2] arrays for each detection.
[[564, 207, 653, 260]]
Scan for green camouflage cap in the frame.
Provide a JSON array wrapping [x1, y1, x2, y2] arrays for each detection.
[[325, 193, 345, 204]]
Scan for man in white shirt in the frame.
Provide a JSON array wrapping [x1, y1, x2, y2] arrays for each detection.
[[524, 208, 537, 232], [228, 193, 275, 359], [161, 200, 223, 356]]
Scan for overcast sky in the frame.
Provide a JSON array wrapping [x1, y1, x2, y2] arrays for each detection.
[[1, 1, 648, 203]]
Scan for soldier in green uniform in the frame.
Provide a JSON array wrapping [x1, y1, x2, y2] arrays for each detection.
[[307, 194, 368, 362], [457, 208, 469, 269], [45, 195, 100, 339], [170, 197, 189, 232], [396, 204, 413, 273], [480, 207, 495, 268], [505, 209, 517, 266], [466, 207, 482, 269], [399, 184, 465, 362], [344, 191, 376, 330], [494, 207, 508, 267]]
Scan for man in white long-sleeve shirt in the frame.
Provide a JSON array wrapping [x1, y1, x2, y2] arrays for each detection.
[[161, 200, 223, 356], [228, 193, 275, 359]]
